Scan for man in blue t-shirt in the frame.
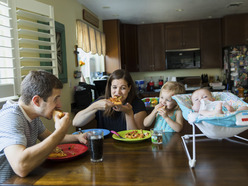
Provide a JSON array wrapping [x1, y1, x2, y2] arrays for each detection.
[[0, 70, 87, 183]]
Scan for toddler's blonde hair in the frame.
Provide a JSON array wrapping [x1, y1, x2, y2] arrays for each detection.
[[160, 81, 186, 110], [160, 81, 185, 96]]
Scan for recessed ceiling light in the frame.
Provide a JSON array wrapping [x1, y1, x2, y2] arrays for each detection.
[[176, 9, 184, 12], [102, 6, 110, 9], [208, 16, 212, 19]]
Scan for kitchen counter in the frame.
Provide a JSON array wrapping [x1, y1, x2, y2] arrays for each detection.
[[137, 91, 160, 98]]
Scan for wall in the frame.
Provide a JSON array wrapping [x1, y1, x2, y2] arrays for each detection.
[[36, 0, 103, 133]]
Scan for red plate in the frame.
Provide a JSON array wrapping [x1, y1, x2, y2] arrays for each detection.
[[47, 143, 88, 161]]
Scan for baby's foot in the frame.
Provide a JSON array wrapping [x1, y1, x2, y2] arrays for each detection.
[[225, 105, 235, 112], [237, 106, 248, 111]]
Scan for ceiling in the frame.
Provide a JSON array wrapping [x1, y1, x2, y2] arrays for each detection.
[[78, 0, 248, 24]]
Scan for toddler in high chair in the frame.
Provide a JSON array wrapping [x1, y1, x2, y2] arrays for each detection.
[[144, 81, 185, 132]]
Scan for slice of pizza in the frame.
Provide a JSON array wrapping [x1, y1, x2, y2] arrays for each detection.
[[53, 109, 65, 121], [48, 147, 67, 158], [158, 105, 166, 111], [109, 96, 122, 105]]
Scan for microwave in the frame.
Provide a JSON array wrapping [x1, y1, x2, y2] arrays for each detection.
[[165, 48, 201, 69]]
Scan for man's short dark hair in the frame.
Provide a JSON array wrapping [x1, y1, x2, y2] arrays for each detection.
[[20, 70, 63, 105]]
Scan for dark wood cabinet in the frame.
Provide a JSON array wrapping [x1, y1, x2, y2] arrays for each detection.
[[165, 21, 200, 50], [153, 24, 166, 71], [103, 20, 122, 74], [120, 24, 139, 72], [138, 23, 166, 72], [222, 13, 248, 46], [103, 14, 248, 73], [200, 19, 222, 68], [137, 24, 153, 71]]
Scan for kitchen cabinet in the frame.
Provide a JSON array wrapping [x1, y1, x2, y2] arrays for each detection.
[[120, 24, 139, 72], [103, 20, 122, 74], [137, 24, 153, 72], [138, 23, 166, 72], [200, 19, 222, 68], [153, 24, 166, 71], [222, 13, 248, 46], [165, 21, 200, 50]]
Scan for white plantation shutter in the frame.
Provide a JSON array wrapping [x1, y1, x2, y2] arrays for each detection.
[[0, 0, 16, 100], [0, 0, 57, 102]]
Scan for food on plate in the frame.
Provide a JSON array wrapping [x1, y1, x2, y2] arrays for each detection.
[[109, 96, 122, 105], [68, 145, 74, 150], [53, 109, 65, 120], [48, 146, 67, 158], [125, 130, 149, 139]]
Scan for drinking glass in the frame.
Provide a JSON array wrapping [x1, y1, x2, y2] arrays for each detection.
[[87, 130, 104, 162], [150, 128, 163, 144]]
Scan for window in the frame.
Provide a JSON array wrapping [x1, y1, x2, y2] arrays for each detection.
[[77, 48, 105, 84], [0, 0, 57, 103], [76, 20, 106, 84]]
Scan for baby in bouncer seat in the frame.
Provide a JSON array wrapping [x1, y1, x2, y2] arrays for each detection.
[[191, 88, 248, 117]]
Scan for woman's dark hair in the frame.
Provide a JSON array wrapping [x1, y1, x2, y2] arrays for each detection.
[[20, 70, 63, 105], [103, 69, 137, 117]]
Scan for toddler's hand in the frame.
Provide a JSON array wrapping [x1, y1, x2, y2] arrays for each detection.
[[155, 103, 164, 112], [158, 109, 169, 119]]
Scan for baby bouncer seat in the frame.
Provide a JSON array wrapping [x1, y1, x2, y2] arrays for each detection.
[[172, 92, 248, 168]]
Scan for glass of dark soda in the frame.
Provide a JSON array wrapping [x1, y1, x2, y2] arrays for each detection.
[[87, 130, 104, 162]]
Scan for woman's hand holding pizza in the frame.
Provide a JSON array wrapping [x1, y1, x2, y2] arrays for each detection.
[[94, 99, 114, 111], [108, 96, 122, 105], [113, 103, 133, 115]]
